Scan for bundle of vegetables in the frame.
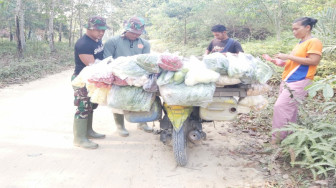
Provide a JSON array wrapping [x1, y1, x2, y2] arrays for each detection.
[[253, 57, 273, 84], [216, 75, 241, 87], [72, 58, 114, 88], [238, 95, 268, 111], [157, 71, 175, 86], [159, 83, 216, 107], [109, 56, 149, 79], [202, 52, 229, 74], [90, 87, 110, 104], [226, 53, 256, 80], [143, 74, 159, 92], [113, 75, 128, 86], [184, 56, 220, 86], [89, 68, 114, 84], [136, 54, 161, 73], [126, 75, 149, 87], [158, 52, 183, 71], [86, 82, 110, 105], [202, 52, 274, 85], [88, 79, 112, 88], [247, 84, 271, 96], [156, 68, 188, 86], [107, 85, 156, 112], [72, 69, 89, 88], [172, 70, 187, 85]]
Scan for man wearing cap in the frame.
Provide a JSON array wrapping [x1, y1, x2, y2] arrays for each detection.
[[103, 16, 152, 137], [72, 16, 109, 149], [205, 24, 244, 55]]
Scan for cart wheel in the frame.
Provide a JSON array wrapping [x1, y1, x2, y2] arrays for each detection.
[[172, 122, 188, 166]]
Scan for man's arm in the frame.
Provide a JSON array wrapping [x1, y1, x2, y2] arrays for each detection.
[[142, 40, 150, 54], [204, 41, 213, 55], [234, 41, 244, 53], [103, 38, 116, 58], [79, 54, 95, 66]]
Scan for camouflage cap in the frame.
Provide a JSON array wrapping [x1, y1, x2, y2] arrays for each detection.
[[84, 16, 110, 30], [124, 16, 146, 35]]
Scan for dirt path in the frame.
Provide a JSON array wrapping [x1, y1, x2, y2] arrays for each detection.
[[0, 70, 271, 188]]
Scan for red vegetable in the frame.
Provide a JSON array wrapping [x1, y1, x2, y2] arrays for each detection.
[[158, 54, 183, 71]]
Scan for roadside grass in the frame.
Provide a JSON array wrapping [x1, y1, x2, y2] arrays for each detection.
[[0, 40, 73, 87]]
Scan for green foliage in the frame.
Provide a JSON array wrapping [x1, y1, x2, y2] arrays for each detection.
[[306, 75, 336, 99], [274, 88, 336, 180], [242, 33, 297, 56], [0, 41, 73, 87], [277, 119, 336, 179], [314, 7, 336, 58]]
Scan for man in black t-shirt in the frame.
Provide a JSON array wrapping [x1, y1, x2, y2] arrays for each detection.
[[205, 24, 244, 54], [72, 16, 109, 149]]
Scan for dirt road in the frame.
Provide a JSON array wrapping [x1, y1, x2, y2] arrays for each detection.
[[0, 70, 271, 188]]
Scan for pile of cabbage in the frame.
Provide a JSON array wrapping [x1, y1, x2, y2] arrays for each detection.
[[72, 52, 273, 112]]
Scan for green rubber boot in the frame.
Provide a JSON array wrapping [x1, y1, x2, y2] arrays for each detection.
[[73, 118, 98, 149], [137, 122, 153, 133], [87, 112, 106, 139], [113, 113, 129, 137]]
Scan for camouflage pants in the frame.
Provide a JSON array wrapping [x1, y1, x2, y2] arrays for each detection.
[[72, 74, 98, 119]]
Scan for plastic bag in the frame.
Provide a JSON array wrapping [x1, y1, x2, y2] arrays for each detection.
[[202, 52, 229, 74], [72, 57, 114, 88], [227, 53, 257, 81], [238, 95, 268, 110], [156, 70, 175, 86], [113, 76, 128, 86], [184, 56, 220, 86], [255, 59, 273, 84], [143, 74, 159, 92], [159, 83, 216, 107], [135, 54, 161, 73], [90, 87, 110, 105], [109, 56, 149, 79], [158, 52, 183, 71], [126, 75, 149, 87], [247, 84, 271, 96], [215, 75, 241, 86], [107, 85, 156, 112]]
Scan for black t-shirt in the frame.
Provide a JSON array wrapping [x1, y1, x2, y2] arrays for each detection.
[[74, 34, 104, 75], [207, 38, 244, 54]]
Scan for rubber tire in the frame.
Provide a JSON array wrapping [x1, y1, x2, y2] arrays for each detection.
[[172, 122, 188, 166]]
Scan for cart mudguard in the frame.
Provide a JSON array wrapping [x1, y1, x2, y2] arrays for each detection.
[[163, 103, 193, 132]]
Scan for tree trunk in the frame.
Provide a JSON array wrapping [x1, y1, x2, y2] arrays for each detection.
[[28, 27, 31, 40], [184, 18, 187, 45], [78, 9, 83, 38], [276, 0, 282, 41], [9, 25, 13, 42], [69, 3, 74, 47], [48, 0, 56, 52], [72, 18, 76, 46], [44, 20, 48, 41], [15, 0, 25, 58], [58, 22, 62, 42]]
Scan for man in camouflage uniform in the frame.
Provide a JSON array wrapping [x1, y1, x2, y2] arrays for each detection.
[[103, 16, 152, 137], [72, 16, 109, 149]]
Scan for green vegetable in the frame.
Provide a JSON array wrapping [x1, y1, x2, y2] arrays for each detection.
[[173, 71, 186, 84]]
